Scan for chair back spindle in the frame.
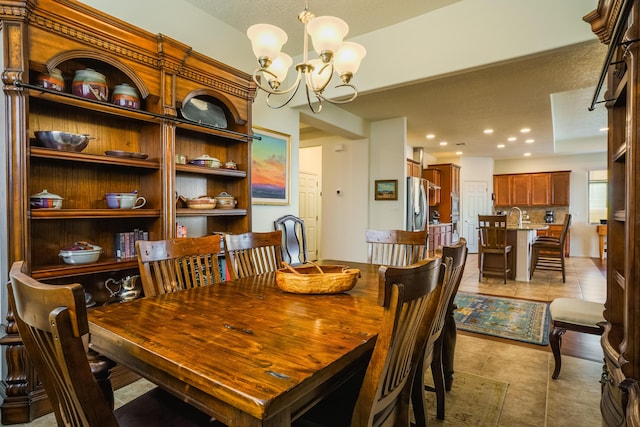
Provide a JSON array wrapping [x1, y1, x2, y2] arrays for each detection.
[[225, 231, 283, 280], [136, 235, 223, 297], [366, 229, 428, 266]]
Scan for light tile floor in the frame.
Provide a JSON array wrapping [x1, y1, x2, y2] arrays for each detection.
[[18, 255, 606, 427]]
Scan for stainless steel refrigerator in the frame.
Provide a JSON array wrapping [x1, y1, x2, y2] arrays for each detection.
[[406, 176, 429, 231]]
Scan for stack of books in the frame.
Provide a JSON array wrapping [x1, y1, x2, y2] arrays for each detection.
[[114, 229, 148, 259]]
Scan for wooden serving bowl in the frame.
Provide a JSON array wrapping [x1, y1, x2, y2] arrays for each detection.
[[275, 262, 360, 294]]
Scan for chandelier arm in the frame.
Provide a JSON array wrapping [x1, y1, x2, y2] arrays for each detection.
[[304, 81, 322, 114], [315, 83, 359, 105], [304, 62, 334, 94], [252, 67, 303, 95], [264, 79, 304, 109]]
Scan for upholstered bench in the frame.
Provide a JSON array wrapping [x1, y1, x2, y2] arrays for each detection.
[[549, 298, 605, 379]]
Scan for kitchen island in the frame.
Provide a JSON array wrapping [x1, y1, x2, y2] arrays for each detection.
[[509, 224, 549, 281]]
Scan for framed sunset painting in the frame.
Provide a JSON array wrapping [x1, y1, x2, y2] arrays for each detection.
[[251, 126, 290, 205]]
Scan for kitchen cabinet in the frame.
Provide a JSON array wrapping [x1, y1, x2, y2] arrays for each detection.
[[0, 0, 254, 422], [531, 173, 550, 205], [550, 171, 570, 205], [423, 168, 441, 206], [536, 223, 570, 257], [585, 1, 640, 424], [406, 158, 422, 177], [493, 174, 512, 206], [493, 171, 571, 207], [428, 223, 452, 258], [428, 163, 460, 242], [511, 174, 532, 205]]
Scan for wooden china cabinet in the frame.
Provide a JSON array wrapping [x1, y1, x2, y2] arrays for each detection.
[[0, 0, 255, 423], [585, 1, 640, 424]]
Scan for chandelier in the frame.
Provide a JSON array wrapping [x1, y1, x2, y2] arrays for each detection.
[[247, 1, 366, 114]]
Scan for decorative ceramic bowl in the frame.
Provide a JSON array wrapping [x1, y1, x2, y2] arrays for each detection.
[[34, 131, 93, 152], [190, 154, 221, 168], [30, 189, 63, 209], [186, 196, 217, 209], [72, 68, 108, 101], [214, 192, 236, 209], [112, 83, 140, 109], [37, 68, 64, 92], [59, 242, 102, 265]]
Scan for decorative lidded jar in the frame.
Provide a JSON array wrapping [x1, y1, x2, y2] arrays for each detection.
[[72, 68, 108, 101], [37, 68, 64, 92], [30, 189, 63, 209], [112, 83, 140, 109]]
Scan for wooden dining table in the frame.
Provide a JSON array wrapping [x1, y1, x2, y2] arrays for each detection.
[[88, 261, 384, 427]]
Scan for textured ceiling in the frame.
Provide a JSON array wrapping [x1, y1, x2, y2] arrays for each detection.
[[183, 0, 460, 52], [185, 0, 608, 160], [336, 40, 608, 159]]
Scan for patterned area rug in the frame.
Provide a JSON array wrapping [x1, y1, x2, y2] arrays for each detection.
[[453, 292, 551, 345], [415, 370, 508, 426]]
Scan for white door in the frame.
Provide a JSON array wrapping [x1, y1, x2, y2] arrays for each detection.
[[462, 181, 489, 254], [299, 172, 319, 261]]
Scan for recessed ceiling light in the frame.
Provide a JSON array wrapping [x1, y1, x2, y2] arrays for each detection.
[[455, 151, 463, 155], [525, 139, 534, 143], [483, 129, 493, 134], [426, 134, 435, 139], [439, 141, 448, 146], [599, 127, 608, 132], [497, 144, 505, 148], [508, 137, 517, 142], [521, 128, 531, 133], [524, 152, 531, 157]]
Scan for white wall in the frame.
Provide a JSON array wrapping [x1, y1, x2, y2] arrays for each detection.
[[301, 135, 370, 262], [494, 152, 606, 257], [369, 118, 407, 231]]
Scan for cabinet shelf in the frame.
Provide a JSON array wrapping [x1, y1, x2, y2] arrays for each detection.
[[24, 83, 164, 124], [176, 163, 246, 177], [30, 147, 161, 169], [31, 258, 139, 280], [176, 208, 247, 217], [30, 209, 161, 219], [22, 82, 254, 142]]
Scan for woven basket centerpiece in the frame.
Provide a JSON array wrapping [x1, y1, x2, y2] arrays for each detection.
[[275, 262, 360, 294]]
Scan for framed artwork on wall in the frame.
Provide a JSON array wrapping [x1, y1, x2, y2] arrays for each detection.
[[252, 126, 290, 205], [375, 180, 398, 200]]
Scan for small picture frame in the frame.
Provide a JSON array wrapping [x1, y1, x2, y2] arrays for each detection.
[[375, 180, 398, 201]]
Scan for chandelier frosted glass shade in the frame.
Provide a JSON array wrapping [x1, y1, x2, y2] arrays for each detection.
[[246, 4, 366, 113], [306, 16, 349, 59], [247, 24, 288, 63]]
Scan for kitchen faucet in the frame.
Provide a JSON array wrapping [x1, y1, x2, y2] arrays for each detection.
[[510, 207, 523, 228]]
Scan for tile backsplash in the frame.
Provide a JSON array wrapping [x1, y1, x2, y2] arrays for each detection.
[[495, 206, 569, 225]]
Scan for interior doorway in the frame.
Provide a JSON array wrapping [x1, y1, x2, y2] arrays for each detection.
[[299, 171, 319, 261], [462, 180, 489, 254]]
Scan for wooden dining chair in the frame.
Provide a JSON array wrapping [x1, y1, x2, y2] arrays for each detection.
[[412, 238, 468, 425], [530, 214, 572, 282], [478, 214, 512, 284], [136, 234, 223, 297], [224, 230, 283, 279], [295, 257, 444, 427], [365, 229, 428, 266], [7, 261, 217, 427], [274, 214, 308, 265]]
